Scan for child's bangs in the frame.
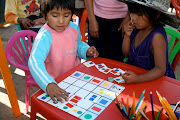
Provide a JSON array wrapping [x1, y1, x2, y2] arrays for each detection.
[[48, 0, 75, 13]]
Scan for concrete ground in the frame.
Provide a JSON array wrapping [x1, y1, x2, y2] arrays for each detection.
[[0, 23, 180, 120]]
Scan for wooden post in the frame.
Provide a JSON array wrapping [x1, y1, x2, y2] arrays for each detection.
[[0, 36, 21, 117]]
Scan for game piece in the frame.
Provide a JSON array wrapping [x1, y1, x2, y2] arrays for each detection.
[[108, 77, 114, 82]]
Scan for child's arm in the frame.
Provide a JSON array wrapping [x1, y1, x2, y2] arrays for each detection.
[[122, 21, 134, 57], [121, 33, 166, 84], [84, 0, 99, 38], [28, 29, 68, 103]]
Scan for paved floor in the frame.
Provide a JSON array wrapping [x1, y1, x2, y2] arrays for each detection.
[[0, 24, 179, 120]]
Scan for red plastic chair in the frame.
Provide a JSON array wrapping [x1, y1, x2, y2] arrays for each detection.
[[171, 0, 180, 18], [79, 9, 88, 42], [5, 30, 39, 113]]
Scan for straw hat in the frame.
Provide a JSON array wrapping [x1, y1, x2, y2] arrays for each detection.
[[118, 0, 180, 28]]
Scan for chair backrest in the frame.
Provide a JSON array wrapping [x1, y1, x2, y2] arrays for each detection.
[[5, 30, 37, 71], [79, 9, 88, 42], [164, 27, 180, 71], [171, 0, 180, 18]]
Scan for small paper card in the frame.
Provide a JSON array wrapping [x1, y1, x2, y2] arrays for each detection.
[[95, 63, 107, 70], [83, 61, 95, 67], [114, 76, 125, 83]]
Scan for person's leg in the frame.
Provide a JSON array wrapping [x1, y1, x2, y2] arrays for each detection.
[[103, 18, 124, 62]]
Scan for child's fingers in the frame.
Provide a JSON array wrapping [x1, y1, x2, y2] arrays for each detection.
[[59, 89, 69, 101], [49, 94, 58, 103]]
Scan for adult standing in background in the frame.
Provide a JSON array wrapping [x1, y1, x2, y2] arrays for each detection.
[[5, 0, 46, 31], [84, 0, 129, 62]]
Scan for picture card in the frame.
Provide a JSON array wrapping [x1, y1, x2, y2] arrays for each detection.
[[110, 68, 120, 75], [98, 66, 111, 74], [83, 61, 95, 67], [95, 63, 107, 70], [113, 76, 125, 83]]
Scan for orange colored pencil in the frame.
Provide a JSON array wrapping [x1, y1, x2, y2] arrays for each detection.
[[133, 92, 135, 116], [126, 95, 129, 115]]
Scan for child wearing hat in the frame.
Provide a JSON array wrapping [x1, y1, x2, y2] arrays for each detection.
[[120, 0, 179, 84]]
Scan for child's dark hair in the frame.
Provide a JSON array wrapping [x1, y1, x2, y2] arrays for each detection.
[[40, 0, 75, 19], [128, 3, 168, 27]]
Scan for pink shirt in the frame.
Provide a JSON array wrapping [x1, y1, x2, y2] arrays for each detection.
[[94, 0, 128, 19]]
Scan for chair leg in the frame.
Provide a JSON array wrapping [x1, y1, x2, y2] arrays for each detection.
[[26, 84, 30, 114]]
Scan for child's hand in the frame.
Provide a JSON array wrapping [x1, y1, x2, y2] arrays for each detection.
[[121, 70, 139, 84], [86, 46, 99, 58], [124, 21, 135, 37], [46, 83, 69, 103]]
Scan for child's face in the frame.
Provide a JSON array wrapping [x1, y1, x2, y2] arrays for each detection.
[[46, 7, 72, 32], [130, 13, 151, 30]]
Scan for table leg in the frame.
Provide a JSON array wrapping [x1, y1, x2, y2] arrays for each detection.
[[30, 98, 37, 120]]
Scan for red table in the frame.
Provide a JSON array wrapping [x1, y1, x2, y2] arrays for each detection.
[[30, 57, 180, 120]]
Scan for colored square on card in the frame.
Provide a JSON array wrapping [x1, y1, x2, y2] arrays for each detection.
[[100, 99, 108, 105], [90, 77, 103, 85], [37, 93, 51, 102], [88, 104, 105, 115], [70, 98, 79, 103], [96, 97, 112, 107], [74, 96, 81, 100], [66, 103, 74, 108], [70, 71, 84, 79], [92, 106, 101, 112]]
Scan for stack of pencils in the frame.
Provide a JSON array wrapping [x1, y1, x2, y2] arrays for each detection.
[[115, 89, 149, 120], [156, 91, 178, 120]]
